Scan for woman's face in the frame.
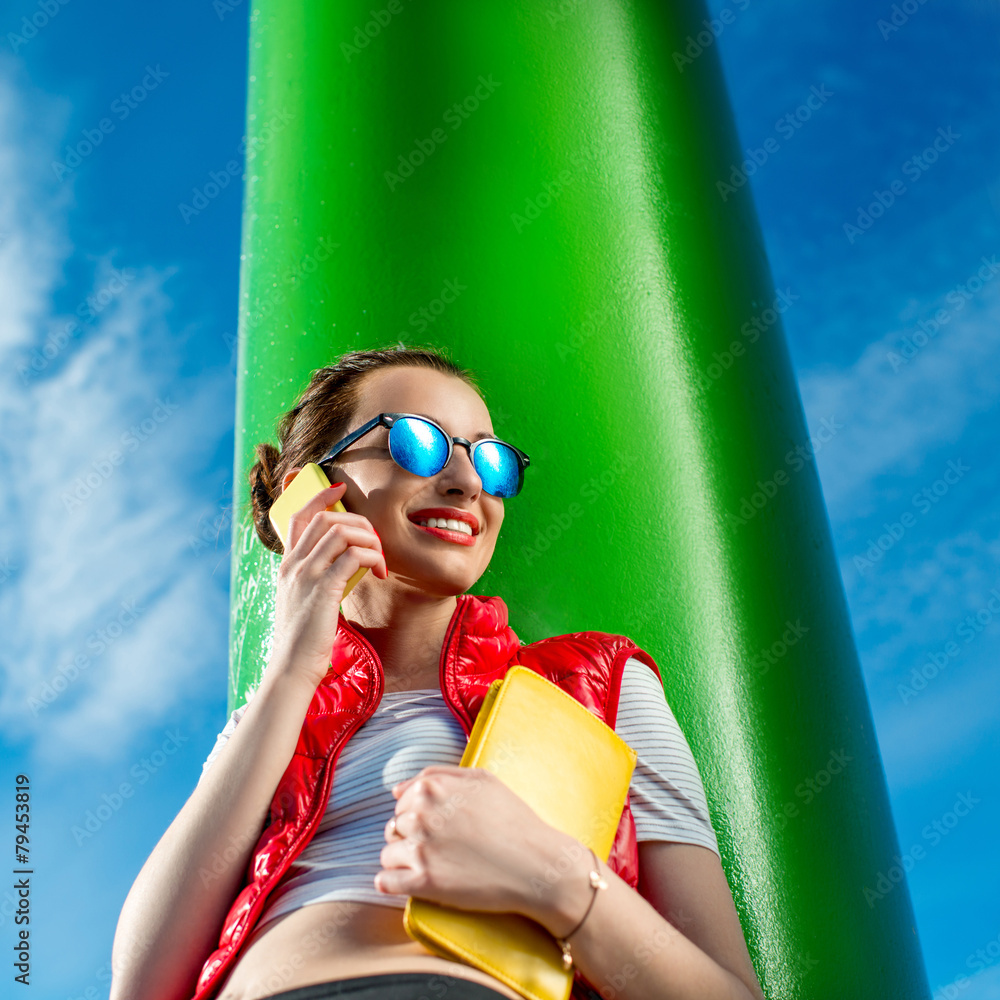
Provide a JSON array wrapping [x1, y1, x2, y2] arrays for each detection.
[[284, 366, 505, 600]]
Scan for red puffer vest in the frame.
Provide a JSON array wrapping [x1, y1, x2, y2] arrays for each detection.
[[193, 594, 660, 1000]]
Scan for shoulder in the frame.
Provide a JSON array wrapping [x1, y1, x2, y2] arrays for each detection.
[[616, 656, 683, 732], [520, 630, 658, 672], [616, 657, 721, 857]]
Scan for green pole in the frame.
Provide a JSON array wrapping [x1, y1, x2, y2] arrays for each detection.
[[230, 2, 931, 995]]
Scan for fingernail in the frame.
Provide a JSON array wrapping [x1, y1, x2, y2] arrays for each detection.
[[330, 482, 345, 488]]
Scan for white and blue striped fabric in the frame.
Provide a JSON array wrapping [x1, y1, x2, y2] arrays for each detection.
[[200, 657, 719, 925]]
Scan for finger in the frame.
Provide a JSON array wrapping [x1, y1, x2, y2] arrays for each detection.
[[303, 516, 389, 582], [323, 544, 387, 593], [285, 483, 348, 553], [288, 500, 378, 557], [391, 778, 417, 799], [385, 814, 405, 842], [392, 775, 438, 814], [378, 838, 421, 874], [374, 865, 416, 897], [392, 765, 466, 796], [303, 522, 382, 570]]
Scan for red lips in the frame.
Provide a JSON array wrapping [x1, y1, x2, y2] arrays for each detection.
[[407, 507, 480, 535]]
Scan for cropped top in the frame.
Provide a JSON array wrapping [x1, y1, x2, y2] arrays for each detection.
[[199, 656, 719, 931]]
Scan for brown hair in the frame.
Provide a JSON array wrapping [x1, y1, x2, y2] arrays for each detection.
[[247, 346, 481, 553]]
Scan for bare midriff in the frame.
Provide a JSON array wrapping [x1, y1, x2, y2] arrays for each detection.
[[215, 900, 523, 1000]]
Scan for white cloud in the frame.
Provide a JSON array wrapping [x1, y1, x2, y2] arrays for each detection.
[[800, 266, 1000, 522], [0, 57, 234, 763], [932, 953, 1000, 1000], [876, 657, 1000, 791], [842, 528, 1000, 676]]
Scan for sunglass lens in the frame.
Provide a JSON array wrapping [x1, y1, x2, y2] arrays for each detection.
[[389, 417, 449, 477], [474, 441, 522, 498]]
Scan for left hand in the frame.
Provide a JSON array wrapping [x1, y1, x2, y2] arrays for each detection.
[[375, 765, 583, 926]]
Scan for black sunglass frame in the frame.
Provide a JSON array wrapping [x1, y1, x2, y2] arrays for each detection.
[[316, 412, 531, 497]]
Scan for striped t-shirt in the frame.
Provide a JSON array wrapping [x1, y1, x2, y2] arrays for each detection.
[[200, 656, 718, 927]]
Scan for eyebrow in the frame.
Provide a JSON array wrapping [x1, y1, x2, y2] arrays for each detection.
[[411, 412, 494, 441]]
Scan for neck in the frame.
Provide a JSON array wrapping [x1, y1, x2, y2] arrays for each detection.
[[341, 583, 460, 691]]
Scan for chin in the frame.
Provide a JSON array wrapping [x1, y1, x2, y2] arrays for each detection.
[[397, 564, 484, 599]]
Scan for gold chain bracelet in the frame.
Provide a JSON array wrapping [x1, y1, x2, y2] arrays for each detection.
[[556, 847, 608, 970]]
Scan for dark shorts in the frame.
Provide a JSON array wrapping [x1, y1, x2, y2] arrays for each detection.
[[263, 972, 509, 1000]]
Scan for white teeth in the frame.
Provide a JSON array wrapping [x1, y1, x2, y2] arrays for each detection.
[[416, 517, 473, 536]]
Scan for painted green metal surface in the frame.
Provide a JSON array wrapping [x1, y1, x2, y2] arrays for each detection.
[[230, 2, 931, 995]]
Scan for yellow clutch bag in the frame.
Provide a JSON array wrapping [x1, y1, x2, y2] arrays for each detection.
[[402, 666, 637, 1000]]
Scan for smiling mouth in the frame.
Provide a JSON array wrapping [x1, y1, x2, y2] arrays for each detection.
[[409, 520, 477, 546]]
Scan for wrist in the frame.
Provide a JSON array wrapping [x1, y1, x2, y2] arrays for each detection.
[[525, 833, 601, 938], [259, 652, 329, 699]]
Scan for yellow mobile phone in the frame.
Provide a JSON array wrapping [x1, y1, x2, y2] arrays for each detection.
[[268, 463, 369, 599]]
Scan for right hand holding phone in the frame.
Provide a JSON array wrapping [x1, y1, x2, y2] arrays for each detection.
[[270, 482, 388, 689]]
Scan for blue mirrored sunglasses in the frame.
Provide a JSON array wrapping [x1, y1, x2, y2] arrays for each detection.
[[317, 412, 530, 498]]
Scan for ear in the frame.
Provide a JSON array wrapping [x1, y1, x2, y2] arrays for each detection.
[[280, 466, 303, 493]]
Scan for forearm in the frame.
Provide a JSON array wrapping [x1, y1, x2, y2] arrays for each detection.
[[110, 662, 318, 1000], [531, 840, 757, 1000]]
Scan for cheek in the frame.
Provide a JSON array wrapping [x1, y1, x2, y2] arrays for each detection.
[[488, 503, 505, 534]]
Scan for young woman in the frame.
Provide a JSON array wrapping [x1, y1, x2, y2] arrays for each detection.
[[110, 348, 764, 1000]]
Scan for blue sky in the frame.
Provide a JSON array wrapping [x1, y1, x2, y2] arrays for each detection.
[[0, 2, 997, 998]]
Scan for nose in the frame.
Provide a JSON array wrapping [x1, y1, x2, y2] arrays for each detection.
[[439, 439, 482, 497]]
